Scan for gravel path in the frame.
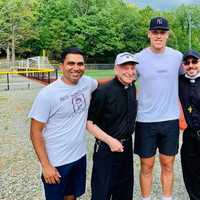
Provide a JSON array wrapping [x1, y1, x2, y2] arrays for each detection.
[[0, 76, 189, 200]]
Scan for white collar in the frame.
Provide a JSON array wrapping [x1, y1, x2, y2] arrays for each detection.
[[185, 73, 200, 80]]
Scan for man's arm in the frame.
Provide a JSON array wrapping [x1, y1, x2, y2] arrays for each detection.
[[86, 120, 124, 152], [30, 119, 61, 184]]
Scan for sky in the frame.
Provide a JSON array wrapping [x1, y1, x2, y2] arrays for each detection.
[[128, 0, 200, 10]]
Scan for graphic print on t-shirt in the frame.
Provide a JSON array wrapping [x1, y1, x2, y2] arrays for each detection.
[[72, 94, 86, 113]]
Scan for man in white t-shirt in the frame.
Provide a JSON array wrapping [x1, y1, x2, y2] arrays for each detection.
[[29, 47, 97, 200], [134, 17, 183, 200]]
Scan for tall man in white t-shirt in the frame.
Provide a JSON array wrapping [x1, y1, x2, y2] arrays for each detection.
[[29, 47, 97, 200], [134, 17, 183, 200]]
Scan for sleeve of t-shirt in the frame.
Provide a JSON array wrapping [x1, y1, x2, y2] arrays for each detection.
[[87, 87, 105, 124], [28, 90, 51, 123], [178, 52, 184, 75], [90, 77, 98, 92], [134, 52, 140, 78], [179, 65, 184, 75]]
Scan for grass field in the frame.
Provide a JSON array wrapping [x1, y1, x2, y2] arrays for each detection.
[[58, 69, 114, 79], [85, 69, 114, 79]]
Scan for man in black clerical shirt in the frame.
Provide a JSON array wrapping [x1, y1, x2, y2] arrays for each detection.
[[179, 49, 200, 200], [87, 52, 138, 200]]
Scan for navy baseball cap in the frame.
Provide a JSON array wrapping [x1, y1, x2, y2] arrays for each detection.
[[183, 49, 200, 61], [149, 17, 169, 31]]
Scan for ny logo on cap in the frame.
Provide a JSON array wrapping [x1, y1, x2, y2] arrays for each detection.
[[157, 18, 163, 25]]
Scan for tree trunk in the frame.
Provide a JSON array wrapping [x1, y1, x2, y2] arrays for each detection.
[[11, 24, 15, 67], [6, 45, 10, 68]]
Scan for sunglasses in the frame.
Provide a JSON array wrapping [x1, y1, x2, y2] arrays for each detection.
[[183, 59, 198, 65]]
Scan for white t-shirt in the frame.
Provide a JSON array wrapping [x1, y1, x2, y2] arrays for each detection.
[[29, 76, 98, 167], [135, 47, 183, 122]]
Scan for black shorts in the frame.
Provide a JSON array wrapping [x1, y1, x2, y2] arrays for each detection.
[[41, 155, 86, 200], [91, 139, 134, 200], [134, 119, 179, 158]]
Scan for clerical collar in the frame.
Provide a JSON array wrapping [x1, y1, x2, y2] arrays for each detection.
[[124, 84, 132, 89], [185, 73, 200, 80], [114, 76, 133, 89]]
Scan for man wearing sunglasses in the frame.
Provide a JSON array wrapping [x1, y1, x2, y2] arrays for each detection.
[[179, 49, 200, 200], [134, 17, 183, 200]]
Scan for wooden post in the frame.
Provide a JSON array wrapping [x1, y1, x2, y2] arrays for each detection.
[[6, 73, 10, 90], [48, 72, 50, 83], [55, 69, 58, 79]]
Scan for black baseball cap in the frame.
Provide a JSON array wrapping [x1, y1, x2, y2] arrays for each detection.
[[183, 49, 200, 61], [149, 17, 169, 31]]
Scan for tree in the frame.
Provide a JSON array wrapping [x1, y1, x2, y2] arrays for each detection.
[[171, 4, 200, 52], [33, 0, 73, 58], [0, 0, 37, 65], [2, 0, 200, 63]]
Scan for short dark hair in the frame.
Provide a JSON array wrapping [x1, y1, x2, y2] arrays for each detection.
[[61, 47, 84, 63]]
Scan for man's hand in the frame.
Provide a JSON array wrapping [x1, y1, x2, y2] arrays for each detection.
[[86, 121, 124, 152], [108, 137, 124, 152], [42, 164, 61, 184]]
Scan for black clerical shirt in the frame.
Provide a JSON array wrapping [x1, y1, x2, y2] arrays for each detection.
[[88, 77, 137, 139], [179, 75, 200, 130]]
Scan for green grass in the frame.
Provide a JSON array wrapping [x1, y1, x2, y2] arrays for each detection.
[[85, 70, 139, 88], [58, 69, 114, 79], [57, 69, 139, 87], [85, 69, 114, 79]]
